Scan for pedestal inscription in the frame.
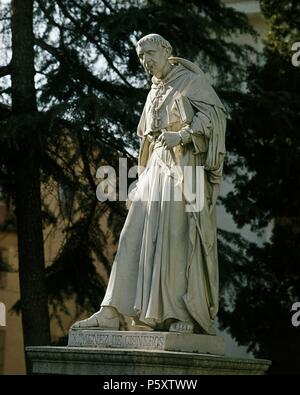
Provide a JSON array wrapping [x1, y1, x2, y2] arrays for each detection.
[[68, 330, 225, 355]]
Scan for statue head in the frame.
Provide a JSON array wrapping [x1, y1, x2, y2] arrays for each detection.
[[136, 34, 173, 79]]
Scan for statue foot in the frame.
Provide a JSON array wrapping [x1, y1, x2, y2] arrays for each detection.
[[169, 320, 194, 333], [131, 317, 154, 332], [71, 307, 119, 330]]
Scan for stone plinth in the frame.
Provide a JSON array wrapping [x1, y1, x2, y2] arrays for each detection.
[[68, 329, 225, 355], [26, 346, 271, 375]]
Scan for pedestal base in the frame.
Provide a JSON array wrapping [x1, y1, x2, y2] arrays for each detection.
[[26, 346, 271, 375], [68, 329, 225, 355], [26, 329, 271, 375]]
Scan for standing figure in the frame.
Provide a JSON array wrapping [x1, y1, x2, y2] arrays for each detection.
[[72, 34, 226, 335]]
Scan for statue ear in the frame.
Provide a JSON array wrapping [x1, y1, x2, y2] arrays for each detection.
[[162, 46, 170, 58], [167, 48, 172, 57]]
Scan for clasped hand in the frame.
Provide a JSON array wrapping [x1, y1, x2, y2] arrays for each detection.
[[157, 131, 181, 149]]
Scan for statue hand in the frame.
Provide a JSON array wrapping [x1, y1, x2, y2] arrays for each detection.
[[157, 131, 181, 149]]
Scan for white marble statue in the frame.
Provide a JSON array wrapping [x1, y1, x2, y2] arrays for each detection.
[[72, 34, 226, 334]]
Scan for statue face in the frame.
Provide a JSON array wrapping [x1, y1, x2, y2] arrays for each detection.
[[136, 42, 169, 78]]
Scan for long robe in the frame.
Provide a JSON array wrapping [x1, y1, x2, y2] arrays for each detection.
[[102, 62, 226, 334]]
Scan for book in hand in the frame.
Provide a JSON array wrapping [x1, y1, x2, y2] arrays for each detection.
[[174, 95, 194, 125]]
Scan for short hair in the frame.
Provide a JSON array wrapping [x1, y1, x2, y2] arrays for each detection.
[[136, 34, 173, 56]]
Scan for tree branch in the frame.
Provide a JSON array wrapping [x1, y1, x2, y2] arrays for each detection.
[[76, 131, 97, 191], [55, 0, 133, 88], [34, 37, 139, 100], [101, 0, 116, 14], [34, 37, 62, 60], [0, 87, 11, 96], [0, 64, 11, 78], [69, 0, 115, 18], [36, 0, 73, 33]]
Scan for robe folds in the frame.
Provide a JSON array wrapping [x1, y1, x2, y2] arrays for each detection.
[[102, 61, 226, 334]]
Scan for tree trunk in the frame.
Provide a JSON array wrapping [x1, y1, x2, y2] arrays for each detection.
[[11, 0, 50, 372]]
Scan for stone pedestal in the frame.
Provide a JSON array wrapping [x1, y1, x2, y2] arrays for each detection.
[[26, 329, 271, 375], [68, 329, 226, 355], [27, 346, 271, 375]]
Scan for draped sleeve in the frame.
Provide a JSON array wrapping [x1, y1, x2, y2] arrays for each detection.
[[183, 73, 227, 185]]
